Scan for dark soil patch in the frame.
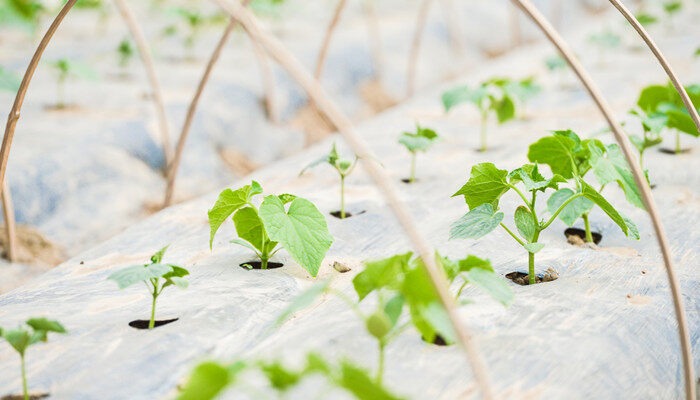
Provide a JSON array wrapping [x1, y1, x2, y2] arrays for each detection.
[[330, 210, 366, 219], [401, 178, 418, 184], [129, 318, 179, 329], [422, 334, 449, 346], [565, 227, 602, 245], [506, 268, 559, 286], [659, 147, 691, 155], [239, 261, 284, 270], [2, 394, 49, 400]]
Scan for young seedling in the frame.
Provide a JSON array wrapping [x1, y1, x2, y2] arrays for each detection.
[[46, 58, 97, 108], [300, 143, 359, 219], [0, 0, 45, 33], [208, 181, 333, 276], [634, 12, 658, 27], [116, 38, 134, 70], [507, 77, 541, 119], [168, 7, 226, 59], [450, 155, 638, 284], [441, 77, 518, 152], [635, 83, 700, 154], [528, 130, 642, 245], [0, 318, 66, 400], [108, 245, 189, 329], [0, 66, 21, 93], [398, 124, 439, 183], [628, 107, 664, 173]]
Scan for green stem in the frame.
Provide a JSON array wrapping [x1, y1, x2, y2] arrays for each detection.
[[479, 109, 488, 152], [376, 340, 385, 384], [500, 223, 525, 247], [541, 193, 585, 230], [455, 280, 469, 298], [149, 293, 157, 329], [675, 131, 680, 154], [582, 212, 593, 243], [409, 152, 416, 183], [528, 252, 535, 285], [340, 175, 346, 219], [21, 354, 28, 400]]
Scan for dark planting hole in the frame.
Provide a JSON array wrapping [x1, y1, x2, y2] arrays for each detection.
[[238, 261, 284, 270], [659, 147, 691, 155], [129, 318, 179, 329], [330, 210, 366, 219], [564, 227, 602, 245], [401, 178, 418, 184], [421, 334, 449, 346], [650, 184, 657, 189], [1, 394, 49, 400], [505, 271, 559, 286]]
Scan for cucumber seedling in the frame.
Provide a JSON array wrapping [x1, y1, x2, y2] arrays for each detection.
[[398, 124, 439, 183], [441, 77, 518, 152], [208, 181, 333, 276], [0, 318, 66, 400], [108, 245, 189, 329], [46, 58, 97, 109], [116, 38, 134, 71], [300, 143, 359, 219], [450, 158, 637, 285]]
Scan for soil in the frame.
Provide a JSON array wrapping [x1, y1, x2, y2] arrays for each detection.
[[358, 79, 397, 114], [330, 210, 366, 219], [239, 261, 284, 270], [422, 334, 448, 346], [129, 318, 179, 329], [0, 225, 64, 266], [290, 103, 336, 145], [659, 147, 691, 155], [506, 268, 559, 286], [401, 178, 417, 184], [332, 261, 351, 273], [565, 227, 602, 246], [1, 394, 49, 400]]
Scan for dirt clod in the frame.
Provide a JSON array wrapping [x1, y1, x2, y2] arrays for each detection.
[[506, 268, 559, 286], [333, 261, 351, 273]]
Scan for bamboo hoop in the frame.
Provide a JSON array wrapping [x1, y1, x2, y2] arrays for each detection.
[[509, 3, 522, 48], [250, 34, 278, 124], [406, 0, 433, 98], [511, 1, 695, 398], [112, 0, 173, 169], [1, 182, 16, 261], [362, 0, 386, 82], [606, 0, 700, 132], [211, 0, 496, 398], [314, 0, 349, 80]]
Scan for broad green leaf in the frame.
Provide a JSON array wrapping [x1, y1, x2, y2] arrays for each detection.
[[523, 243, 545, 253], [420, 302, 457, 344], [300, 154, 330, 175], [2, 328, 30, 354], [304, 353, 331, 375], [580, 181, 630, 237], [637, 85, 672, 113], [624, 216, 640, 240], [452, 163, 510, 209], [337, 361, 404, 400], [26, 318, 66, 334], [635, 13, 657, 26], [166, 276, 189, 289], [441, 85, 486, 112], [233, 207, 273, 253], [666, 109, 699, 136], [462, 268, 513, 306], [230, 238, 260, 254], [383, 295, 404, 328], [277, 193, 297, 204], [398, 126, 439, 153], [514, 206, 536, 241], [449, 203, 504, 240], [493, 94, 515, 123], [150, 244, 170, 264], [527, 134, 577, 178], [457, 255, 493, 272], [177, 361, 233, 400], [208, 182, 262, 249], [546, 188, 594, 226], [401, 263, 453, 344], [354, 253, 411, 300], [260, 361, 301, 392], [508, 164, 565, 193], [259, 196, 333, 277], [588, 143, 644, 209], [108, 263, 172, 289], [275, 281, 330, 325]]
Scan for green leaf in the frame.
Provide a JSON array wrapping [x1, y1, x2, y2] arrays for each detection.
[[452, 163, 510, 209], [637, 85, 673, 113], [523, 243, 545, 253], [150, 244, 170, 264], [462, 268, 513, 306], [441, 85, 487, 112], [337, 361, 404, 400], [588, 143, 644, 210], [108, 263, 173, 289], [233, 207, 274, 253], [177, 361, 235, 400], [420, 302, 457, 344], [260, 361, 302, 392], [634, 13, 657, 26], [508, 164, 565, 193], [275, 281, 330, 325], [304, 353, 331, 375], [457, 255, 493, 272], [277, 193, 297, 204], [26, 318, 66, 334], [546, 188, 594, 226], [259, 196, 333, 277], [493, 94, 515, 123], [527, 134, 578, 178], [2, 328, 30, 355], [230, 238, 260, 254], [383, 295, 404, 328], [208, 182, 262, 249], [514, 206, 536, 241], [354, 253, 411, 300], [398, 126, 439, 153], [162, 265, 190, 289], [580, 181, 630, 237], [623, 216, 640, 240], [449, 203, 504, 240], [666, 108, 699, 136]]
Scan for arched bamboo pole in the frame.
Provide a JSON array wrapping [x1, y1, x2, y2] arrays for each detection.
[[314, 0, 349, 80], [362, 0, 386, 82], [112, 0, 173, 169], [510, 1, 695, 398], [251, 35, 278, 124], [509, 3, 522, 48], [406, 0, 433, 98], [606, 0, 700, 131], [211, 0, 495, 398], [1, 182, 16, 261]]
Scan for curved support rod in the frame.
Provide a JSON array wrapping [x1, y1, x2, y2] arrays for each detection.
[[606, 0, 700, 131], [112, 0, 173, 169], [509, 2, 522, 48], [1, 182, 17, 261], [362, 0, 386, 82], [314, 0, 348, 80], [251, 34, 278, 124], [211, 1, 495, 399], [0, 0, 78, 263], [511, 1, 695, 398], [406, 0, 433, 98]]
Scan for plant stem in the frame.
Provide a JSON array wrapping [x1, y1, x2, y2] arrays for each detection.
[[675, 131, 680, 154], [376, 340, 386, 384], [528, 251, 535, 285], [479, 109, 488, 152], [582, 212, 593, 243], [21, 354, 28, 400], [340, 175, 346, 218], [149, 293, 157, 329], [409, 152, 416, 183]]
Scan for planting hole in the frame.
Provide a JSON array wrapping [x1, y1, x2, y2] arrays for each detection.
[[564, 227, 602, 245], [659, 147, 691, 155], [1, 394, 49, 400], [401, 178, 418, 184], [421, 334, 449, 346], [128, 318, 179, 330], [238, 262, 284, 270], [506, 269, 559, 286], [330, 210, 366, 219]]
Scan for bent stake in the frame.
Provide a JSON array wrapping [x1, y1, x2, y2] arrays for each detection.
[[314, 0, 349, 80], [511, 0, 695, 398], [1, 182, 16, 261], [406, 0, 433, 98], [211, 1, 495, 399]]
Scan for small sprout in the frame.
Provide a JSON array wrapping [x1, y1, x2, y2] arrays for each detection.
[[116, 38, 134, 70], [0, 66, 21, 93], [300, 143, 358, 219], [634, 13, 658, 27], [398, 124, 439, 183], [662, 1, 682, 17], [208, 181, 333, 276], [694, 47, 700, 58], [0, 317, 66, 399], [46, 58, 98, 108], [544, 54, 566, 72], [442, 77, 521, 152], [108, 245, 189, 329]]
